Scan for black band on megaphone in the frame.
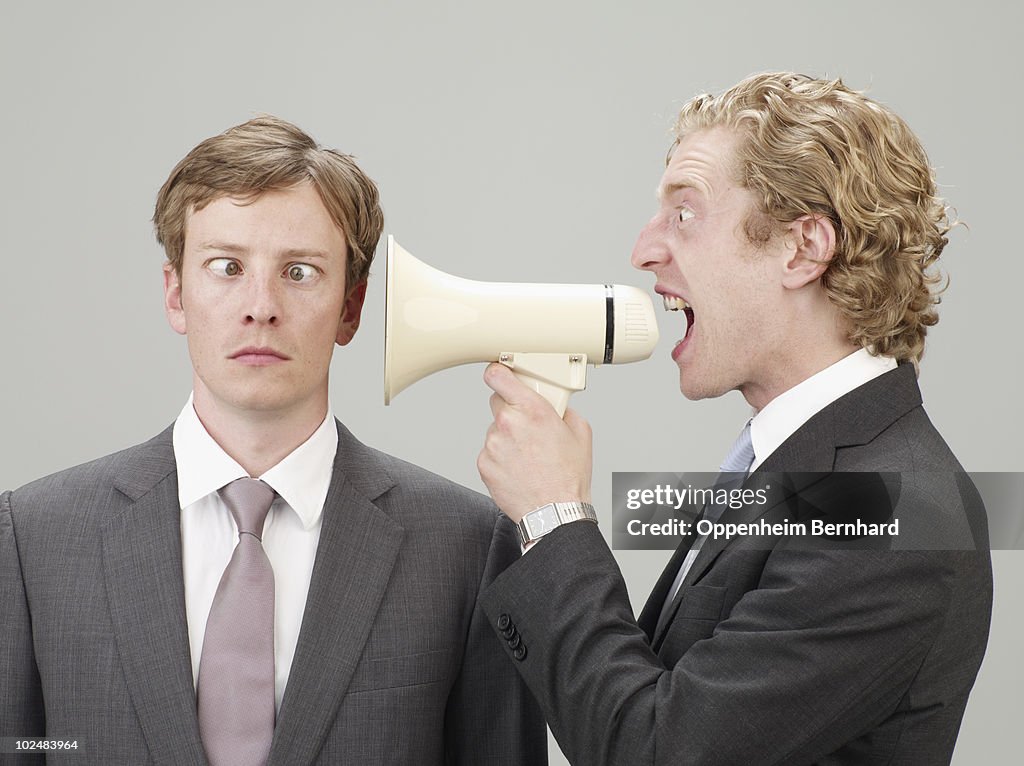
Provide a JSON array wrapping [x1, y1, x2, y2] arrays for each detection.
[[604, 284, 615, 365]]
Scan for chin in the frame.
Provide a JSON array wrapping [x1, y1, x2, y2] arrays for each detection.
[[678, 370, 728, 402], [215, 384, 305, 416], [678, 378, 708, 401]]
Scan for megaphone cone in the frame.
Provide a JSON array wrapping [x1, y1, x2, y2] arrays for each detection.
[[384, 236, 659, 415]]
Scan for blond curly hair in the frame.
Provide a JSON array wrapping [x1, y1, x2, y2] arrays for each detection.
[[672, 73, 951, 363]]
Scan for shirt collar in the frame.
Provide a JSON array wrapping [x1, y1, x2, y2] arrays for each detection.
[[172, 393, 338, 530], [749, 348, 897, 472]]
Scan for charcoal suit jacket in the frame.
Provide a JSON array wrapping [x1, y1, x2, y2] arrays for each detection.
[[480, 362, 992, 765], [1, 420, 546, 765]]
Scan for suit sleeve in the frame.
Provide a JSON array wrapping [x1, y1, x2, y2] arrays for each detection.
[[0, 491, 46, 764], [444, 512, 548, 766], [480, 519, 968, 766]]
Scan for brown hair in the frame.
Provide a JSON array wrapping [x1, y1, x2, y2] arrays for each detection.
[[673, 72, 952, 363], [154, 115, 384, 290]]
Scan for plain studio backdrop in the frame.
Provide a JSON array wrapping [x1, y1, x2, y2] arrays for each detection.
[[2, 2, 1020, 763]]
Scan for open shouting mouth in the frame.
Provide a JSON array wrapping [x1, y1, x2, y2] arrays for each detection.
[[662, 294, 694, 360]]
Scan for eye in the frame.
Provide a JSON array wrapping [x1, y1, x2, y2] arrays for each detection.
[[208, 257, 242, 276], [677, 207, 695, 224], [286, 263, 318, 283]]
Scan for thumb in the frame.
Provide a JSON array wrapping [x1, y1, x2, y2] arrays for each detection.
[[483, 362, 548, 409]]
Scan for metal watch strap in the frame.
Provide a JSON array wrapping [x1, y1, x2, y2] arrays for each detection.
[[518, 501, 598, 546]]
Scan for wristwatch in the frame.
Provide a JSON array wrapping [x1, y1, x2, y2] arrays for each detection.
[[518, 501, 598, 546]]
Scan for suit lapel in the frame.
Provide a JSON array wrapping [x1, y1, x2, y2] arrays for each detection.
[[638, 474, 708, 642], [638, 536, 694, 642], [673, 403, 846, 594], [688, 404, 847, 598], [675, 473, 823, 593], [269, 422, 403, 765], [650, 363, 924, 644], [100, 428, 207, 765]]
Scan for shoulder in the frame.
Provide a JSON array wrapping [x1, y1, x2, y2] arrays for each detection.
[[334, 421, 503, 535], [333, 423, 522, 577], [385, 450, 493, 501], [4, 427, 175, 520], [376, 445, 498, 516], [837, 406, 963, 472], [832, 364, 964, 472], [831, 388, 985, 550]]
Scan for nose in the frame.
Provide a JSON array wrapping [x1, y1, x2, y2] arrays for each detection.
[[242, 272, 282, 326], [630, 215, 671, 272]]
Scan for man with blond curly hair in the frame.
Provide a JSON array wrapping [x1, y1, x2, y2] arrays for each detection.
[[476, 73, 991, 765]]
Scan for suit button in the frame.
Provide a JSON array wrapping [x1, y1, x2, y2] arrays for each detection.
[[512, 645, 527, 661], [507, 633, 522, 650], [497, 613, 512, 631], [501, 625, 517, 640]]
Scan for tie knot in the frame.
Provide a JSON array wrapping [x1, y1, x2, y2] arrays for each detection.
[[719, 421, 755, 474], [219, 478, 276, 539]]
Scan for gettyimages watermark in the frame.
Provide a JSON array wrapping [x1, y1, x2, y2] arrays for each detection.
[[612, 471, 1022, 551]]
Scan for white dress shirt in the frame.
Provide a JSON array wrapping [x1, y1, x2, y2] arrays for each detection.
[[749, 348, 897, 471], [174, 395, 338, 712]]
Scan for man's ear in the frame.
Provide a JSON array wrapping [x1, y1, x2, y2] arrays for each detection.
[[163, 262, 187, 335], [781, 215, 837, 290], [336, 280, 368, 346]]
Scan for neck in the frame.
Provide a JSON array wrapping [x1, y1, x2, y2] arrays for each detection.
[[741, 306, 857, 412], [191, 386, 328, 477]]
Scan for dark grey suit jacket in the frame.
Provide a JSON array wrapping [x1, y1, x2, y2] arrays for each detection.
[[1, 420, 546, 765], [480, 363, 993, 765]]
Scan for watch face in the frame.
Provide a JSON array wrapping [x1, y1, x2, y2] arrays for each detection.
[[527, 507, 559, 537]]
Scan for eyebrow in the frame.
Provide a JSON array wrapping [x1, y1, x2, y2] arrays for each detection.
[[656, 179, 709, 201], [196, 241, 246, 254], [196, 242, 332, 260]]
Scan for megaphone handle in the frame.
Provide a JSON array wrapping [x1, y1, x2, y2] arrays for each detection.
[[512, 372, 572, 418], [498, 352, 588, 419]]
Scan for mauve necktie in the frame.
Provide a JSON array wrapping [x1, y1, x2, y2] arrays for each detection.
[[198, 478, 277, 766]]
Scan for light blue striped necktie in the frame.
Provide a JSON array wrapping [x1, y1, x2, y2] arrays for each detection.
[[720, 420, 755, 474], [704, 421, 756, 523]]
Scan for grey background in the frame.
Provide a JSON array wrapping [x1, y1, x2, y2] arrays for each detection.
[[2, 1, 1020, 762]]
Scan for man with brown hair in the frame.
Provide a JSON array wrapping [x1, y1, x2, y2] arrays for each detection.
[[1, 116, 545, 765], [477, 74, 991, 765]]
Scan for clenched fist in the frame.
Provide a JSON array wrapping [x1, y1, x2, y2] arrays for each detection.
[[477, 363, 593, 523]]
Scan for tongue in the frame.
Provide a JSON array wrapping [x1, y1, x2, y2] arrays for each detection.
[[684, 307, 694, 339]]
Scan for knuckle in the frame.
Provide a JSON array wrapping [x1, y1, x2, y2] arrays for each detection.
[[522, 401, 546, 425], [494, 409, 513, 431], [484, 362, 502, 383]]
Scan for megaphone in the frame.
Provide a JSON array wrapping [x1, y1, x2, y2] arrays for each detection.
[[384, 236, 659, 416]]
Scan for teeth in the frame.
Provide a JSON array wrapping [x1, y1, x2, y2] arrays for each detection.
[[662, 295, 690, 312]]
